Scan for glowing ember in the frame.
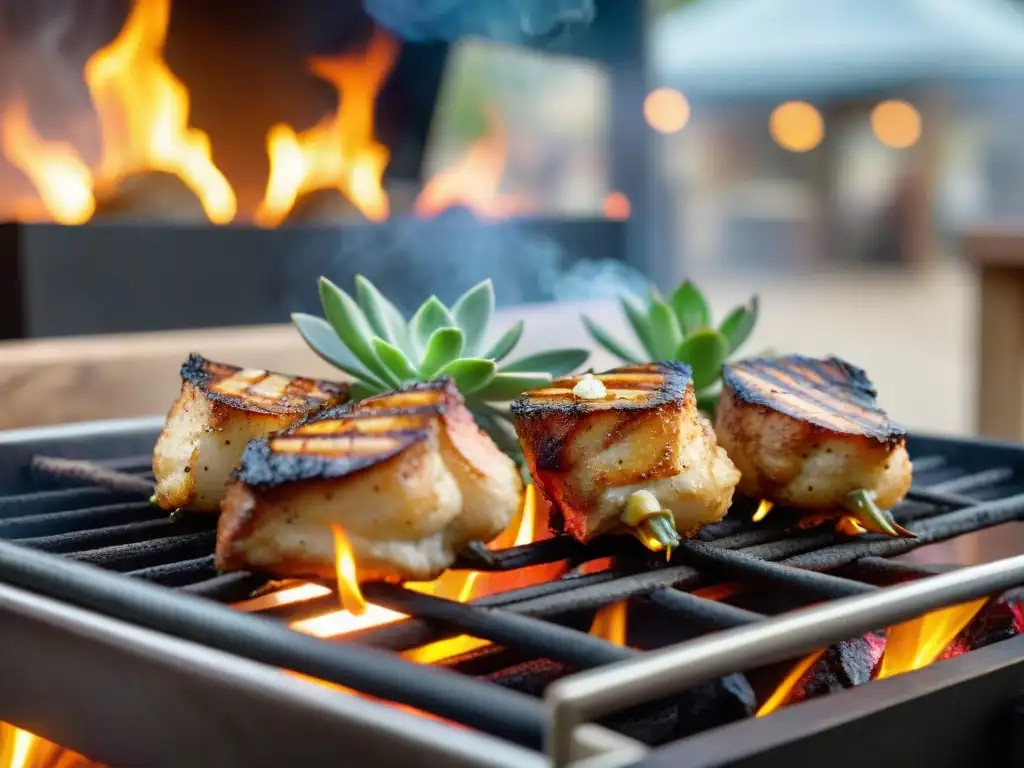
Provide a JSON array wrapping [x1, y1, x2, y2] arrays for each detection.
[[876, 599, 989, 679], [589, 601, 628, 647], [85, 0, 236, 223], [0, 723, 97, 768], [752, 499, 773, 523], [257, 29, 397, 226], [415, 110, 533, 219], [0, 102, 95, 224], [756, 649, 825, 717]]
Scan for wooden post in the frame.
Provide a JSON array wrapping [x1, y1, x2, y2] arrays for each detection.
[[963, 226, 1024, 440]]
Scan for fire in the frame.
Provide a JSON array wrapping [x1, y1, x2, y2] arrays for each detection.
[[0, 723, 96, 768], [84, 0, 235, 223], [756, 649, 825, 717], [257, 29, 397, 226], [271, 484, 564, 666], [0, 0, 235, 224], [414, 110, 533, 219], [876, 599, 988, 679], [0, 102, 95, 224], [590, 602, 628, 646], [759, 599, 991, 716], [752, 499, 773, 522]]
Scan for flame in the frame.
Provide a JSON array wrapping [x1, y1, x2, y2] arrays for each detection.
[[257, 29, 397, 226], [589, 602, 628, 646], [0, 102, 95, 224], [414, 110, 533, 219], [756, 649, 825, 717], [0, 724, 96, 768], [280, 484, 563, 666], [331, 524, 367, 615], [84, 0, 235, 223], [752, 499, 773, 523], [876, 599, 988, 679]]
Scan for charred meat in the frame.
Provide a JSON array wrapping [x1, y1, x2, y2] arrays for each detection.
[[153, 355, 347, 512], [511, 362, 740, 552], [715, 355, 913, 536], [216, 378, 523, 583]]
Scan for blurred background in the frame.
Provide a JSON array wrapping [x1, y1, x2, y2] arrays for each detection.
[[0, 0, 1022, 438]]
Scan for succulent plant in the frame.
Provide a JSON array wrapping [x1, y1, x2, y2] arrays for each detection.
[[293, 276, 589, 452], [581, 281, 758, 415]]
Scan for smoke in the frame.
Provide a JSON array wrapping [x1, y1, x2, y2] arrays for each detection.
[[280, 211, 645, 319], [361, 0, 595, 46]]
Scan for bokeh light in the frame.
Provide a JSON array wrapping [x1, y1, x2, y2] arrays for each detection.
[[870, 100, 922, 149], [644, 87, 691, 134], [769, 101, 824, 152]]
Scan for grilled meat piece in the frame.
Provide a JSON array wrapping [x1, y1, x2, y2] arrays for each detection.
[[715, 355, 912, 526], [153, 355, 347, 512], [510, 362, 740, 546], [216, 378, 523, 582]]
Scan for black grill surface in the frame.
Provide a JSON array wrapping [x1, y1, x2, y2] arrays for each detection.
[[1, 421, 1024, 751]]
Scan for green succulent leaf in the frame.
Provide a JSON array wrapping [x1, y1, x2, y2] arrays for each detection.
[[419, 327, 465, 378], [371, 337, 420, 382], [317, 278, 398, 386], [621, 296, 658, 359], [355, 275, 410, 354], [411, 296, 455, 352], [502, 348, 589, 377], [669, 280, 712, 335], [439, 358, 497, 394], [475, 371, 552, 400], [581, 316, 641, 363], [647, 300, 683, 360], [452, 280, 494, 357], [483, 321, 524, 362], [468, 405, 522, 457], [719, 295, 759, 355], [349, 381, 384, 401], [676, 329, 730, 390], [292, 313, 386, 387]]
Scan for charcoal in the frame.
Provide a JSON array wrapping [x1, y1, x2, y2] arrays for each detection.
[[787, 633, 887, 706], [484, 659, 755, 745], [940, 587, 1024, 660]]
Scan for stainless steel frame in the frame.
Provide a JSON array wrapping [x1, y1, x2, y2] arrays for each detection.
[[3, 415, 1024, 768], [545, 555, 1024, 766]]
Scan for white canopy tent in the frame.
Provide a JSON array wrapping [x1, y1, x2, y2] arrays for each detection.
[[653, 0, 1024, 100]]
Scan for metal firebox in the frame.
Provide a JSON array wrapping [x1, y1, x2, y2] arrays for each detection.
[[1, 417, 1024, 766]]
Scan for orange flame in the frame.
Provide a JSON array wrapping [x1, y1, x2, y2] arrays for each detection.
[[589, 602, 628, 646], [84, 0, 235, 223], [0, 723, 98, 768], [759, 599, 990, 717], [876, 599, 988, 679], [414, 110, 533, 219], [752, 499, 773, 523], [0, 102, 95, 224], [261, 484, 562, 667], [331, 524, 367, 615], [257, 29, 397, 226]]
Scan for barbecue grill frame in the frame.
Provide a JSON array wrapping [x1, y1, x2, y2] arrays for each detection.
[[3, 416, 1024, 768]]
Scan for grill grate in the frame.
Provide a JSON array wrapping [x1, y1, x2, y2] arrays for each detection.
[[3, 421, 1024, 762]]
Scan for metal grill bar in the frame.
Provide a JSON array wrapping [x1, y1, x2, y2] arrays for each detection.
[[2, 431, 1022, 766], [0, 538, 548, 749], [546, 554, 1024, 766]]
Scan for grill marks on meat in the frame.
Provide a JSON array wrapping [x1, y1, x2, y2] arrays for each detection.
[[216, 378, 523, 583], [721, 356, 903, 442], [511, 362, 740, 542], [715, 355, 912, 511], [152, 355, 347, 512]]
